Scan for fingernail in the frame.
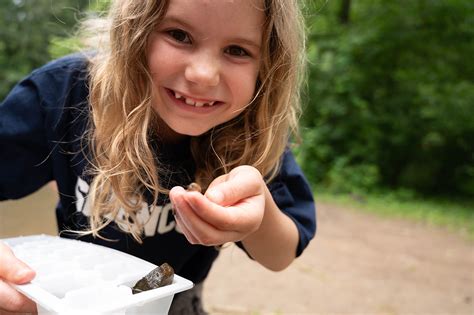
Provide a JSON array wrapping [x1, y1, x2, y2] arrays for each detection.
[[171, 186, 186, 194], [207, 189, 223, 204]]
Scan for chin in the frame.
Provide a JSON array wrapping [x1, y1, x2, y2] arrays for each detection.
[[171, 125, 211, 137]]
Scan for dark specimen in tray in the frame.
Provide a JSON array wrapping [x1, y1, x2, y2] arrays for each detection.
[[132, 263, 174, 294]]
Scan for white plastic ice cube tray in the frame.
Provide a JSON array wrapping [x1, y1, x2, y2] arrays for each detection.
[[2, 234, 193, 315]]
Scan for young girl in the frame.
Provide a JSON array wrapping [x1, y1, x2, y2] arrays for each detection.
[[0, 0, 316, 314]]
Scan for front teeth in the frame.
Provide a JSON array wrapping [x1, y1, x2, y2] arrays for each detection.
[[174, 90, 215, 107]]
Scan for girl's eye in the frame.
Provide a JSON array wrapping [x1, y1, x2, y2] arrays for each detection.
[[167, 29, 191, 44], [225, 45, 249, 57]]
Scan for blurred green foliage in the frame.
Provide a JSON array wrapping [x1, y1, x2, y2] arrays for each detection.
[[299, 0, 474, 197], [0, 0, 88, 98], [0, 0, 473, 199]]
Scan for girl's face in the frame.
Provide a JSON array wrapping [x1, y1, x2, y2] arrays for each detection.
[[148, 0, 264, 140]]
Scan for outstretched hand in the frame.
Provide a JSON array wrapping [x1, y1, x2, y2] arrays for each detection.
[[169, 165, 265, 246]]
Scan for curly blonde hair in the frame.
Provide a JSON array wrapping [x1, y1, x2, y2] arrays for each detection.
[[83, 0, 306, 242]]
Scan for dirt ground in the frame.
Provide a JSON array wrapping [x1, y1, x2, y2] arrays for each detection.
[[1, 185, 473, 315]]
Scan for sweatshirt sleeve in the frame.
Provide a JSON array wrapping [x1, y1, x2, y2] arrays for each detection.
[[235, 149, 317, 258], [267, 149, 317, 257], [0, 75, 53, 200]]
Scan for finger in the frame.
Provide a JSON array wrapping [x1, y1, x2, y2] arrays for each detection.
[[0, 243, 35, 284], [0, 280, 37, 313], [175, 212, 200, 245], [205, 166, 263, 206], [175, 215, 199, 245], [178, 197, 219, 245], [171, 185, 253, 244], [169, 185, 186, 206], [185, 191, 261, 236], [206, 174, 229, 191], [170, 187, 201, 244], [178, 192, 242, 245]]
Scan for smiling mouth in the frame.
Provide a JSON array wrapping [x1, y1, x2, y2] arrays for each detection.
[[168, 89, 218, 107]]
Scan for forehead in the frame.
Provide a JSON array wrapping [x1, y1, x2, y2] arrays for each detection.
[[164, 0, 265, 40]]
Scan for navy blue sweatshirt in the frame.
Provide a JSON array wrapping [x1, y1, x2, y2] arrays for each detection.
[[0, 55, 316, 284]]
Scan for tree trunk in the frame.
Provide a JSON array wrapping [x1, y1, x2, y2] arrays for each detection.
[[339, 0, 351, 24]]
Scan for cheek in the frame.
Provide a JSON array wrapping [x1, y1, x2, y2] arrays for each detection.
[[148, 38, 183, 76], [149, 52, 170, 76], [147, 36, 162, 72], [230, 69, 259, 105]]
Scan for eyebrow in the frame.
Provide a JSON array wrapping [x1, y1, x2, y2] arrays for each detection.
[[230, 37, 261, 50], [162, 16, 262, 49], [161, 16, 195, 33]]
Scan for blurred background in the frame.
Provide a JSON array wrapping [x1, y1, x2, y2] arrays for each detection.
[[0, 0, 473, 314]]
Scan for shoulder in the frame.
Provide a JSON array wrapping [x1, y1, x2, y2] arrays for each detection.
[[10, 54, 93, 136], [30, 53, 90, 78], [1, 53, 91, 113], [23, 53, 91, 111], [26, 53, 90, 98]]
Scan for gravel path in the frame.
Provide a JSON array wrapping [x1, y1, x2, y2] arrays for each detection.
[[203, 202, 474, 315]]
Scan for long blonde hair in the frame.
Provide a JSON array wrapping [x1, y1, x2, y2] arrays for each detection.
[[83, 0, 306, 241]]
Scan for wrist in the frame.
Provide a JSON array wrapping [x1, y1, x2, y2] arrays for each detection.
[[241, 186, 298, 271]]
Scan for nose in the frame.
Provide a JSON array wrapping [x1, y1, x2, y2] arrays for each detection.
[[184, 52, 220, 87]]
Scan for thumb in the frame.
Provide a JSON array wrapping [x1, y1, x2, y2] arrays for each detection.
[[205, 166, 263, 206], [0, 242, 35, 284]]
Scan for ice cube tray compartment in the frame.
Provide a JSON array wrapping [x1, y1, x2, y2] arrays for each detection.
[[2, 235, 193, 315]]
